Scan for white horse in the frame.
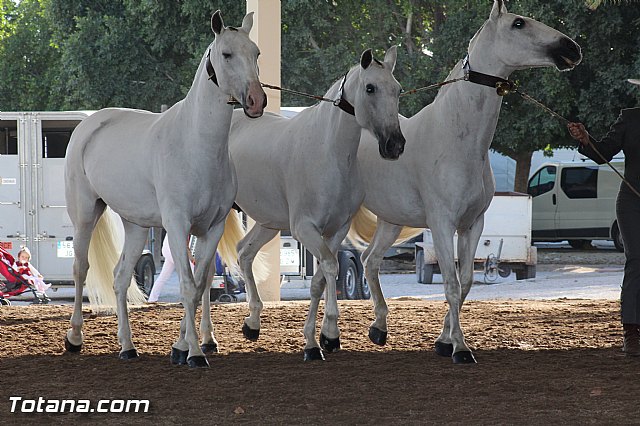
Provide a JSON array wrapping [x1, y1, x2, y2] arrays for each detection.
[[218, 48, 405, 361], [348, 0, 582, 363], [63, 11, 266, 368]]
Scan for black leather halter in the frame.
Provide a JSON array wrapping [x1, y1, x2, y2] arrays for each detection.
[[333, 72, 355, 116], [463, 55, 517, 96], [206, 49, 219, 86]]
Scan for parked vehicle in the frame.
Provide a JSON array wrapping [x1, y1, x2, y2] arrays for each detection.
[[280, 231, 368, 300], [415, 192, 537, 283], [527, 160, 625, 252], [0, 111, 158, 292]]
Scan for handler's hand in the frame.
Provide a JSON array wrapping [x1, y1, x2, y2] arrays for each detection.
[[567, 122, 589, 146]]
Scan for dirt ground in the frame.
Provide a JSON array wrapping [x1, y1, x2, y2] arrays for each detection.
[[2, 298, 639, 425]]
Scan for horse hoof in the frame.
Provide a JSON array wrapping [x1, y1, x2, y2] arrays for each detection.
[[64, 336, 82, 353], [170, 347, 189, 365], [452, 351, 477, 364], [118, 349, 139, 360], [303, 347, 325, 362], [187, 356, 210, 368], [368, 326, 387, 346], [319, 333, 341, 353], [201, 342, 219, 354], [242, 322, 260, 341], [434, 341, 454, 357]]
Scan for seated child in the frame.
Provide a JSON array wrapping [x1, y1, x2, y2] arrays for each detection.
[[13, 246, 50, 294]]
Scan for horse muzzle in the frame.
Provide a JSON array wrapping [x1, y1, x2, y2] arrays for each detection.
[[378, 131, 406, 161], [242, 81, 267, 118], [549, 37, 582, 71]]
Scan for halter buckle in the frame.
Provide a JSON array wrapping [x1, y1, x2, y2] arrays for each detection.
[[496, 81, 516, 97]]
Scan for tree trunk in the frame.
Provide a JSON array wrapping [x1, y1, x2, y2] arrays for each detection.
[[513, 150, 533, 193]]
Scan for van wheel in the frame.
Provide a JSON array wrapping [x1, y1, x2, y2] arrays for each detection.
[[612, 222, 624, 253], [568, 239, 592, 250]]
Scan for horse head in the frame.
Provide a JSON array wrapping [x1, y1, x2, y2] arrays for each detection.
[[210, 11, 267, 118], [352, 47, 406, 160], [472, 0, 582, 73]]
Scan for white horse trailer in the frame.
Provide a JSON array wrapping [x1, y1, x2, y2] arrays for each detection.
[[0, 111, 157, 291], [415, 192, 537, 283]]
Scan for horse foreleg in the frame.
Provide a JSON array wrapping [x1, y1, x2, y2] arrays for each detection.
[[114, 221, 148, 359], [197, 233, 220, 354], [293, 222, 339, 361], [439, 216, 485, 347], [237, 224, 278, 340], [361, 220, 403, 346], [164, 224, 204, 367], [431, 224, 475, 364]]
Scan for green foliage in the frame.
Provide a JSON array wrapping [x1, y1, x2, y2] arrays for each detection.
[[0, 0, 61, 110]]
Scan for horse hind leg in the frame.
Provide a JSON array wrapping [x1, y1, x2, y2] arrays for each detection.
[[65, 200, 106, 352], [237, 224, 278, 341], [114, 220, 149, 360], [361, 220, 403, 346]]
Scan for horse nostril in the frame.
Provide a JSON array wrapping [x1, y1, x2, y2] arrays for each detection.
[[560, 37, 580, 56]]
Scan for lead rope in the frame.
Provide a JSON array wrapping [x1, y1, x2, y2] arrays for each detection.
[[514, 87, 640, 199], [261, 72, 355, 116]]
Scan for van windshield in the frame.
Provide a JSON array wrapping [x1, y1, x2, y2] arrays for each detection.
[[528, 166, 556, 197]]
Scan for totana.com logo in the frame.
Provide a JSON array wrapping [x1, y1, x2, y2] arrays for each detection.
[[9, 397, 150, 413]]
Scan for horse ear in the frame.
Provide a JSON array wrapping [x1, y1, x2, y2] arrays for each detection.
[[490, 0, 507, 20], [384, 45, 398, 72], [240, 12, 254, 33], [211, 10, 224, 35], [361, 49, 373, 70]]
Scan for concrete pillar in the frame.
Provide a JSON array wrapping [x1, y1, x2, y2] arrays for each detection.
[[246, 0, 281, 302]]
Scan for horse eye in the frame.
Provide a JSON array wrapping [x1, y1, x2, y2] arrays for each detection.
[[512, 18, 525, 29], [223, 53, 232, 59], [366, 84, 376, 94]]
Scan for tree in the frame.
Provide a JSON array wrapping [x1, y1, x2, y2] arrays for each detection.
[[47, 0, 244, 111], [281, 0, 439, 116], [0, 0, 61, 111]]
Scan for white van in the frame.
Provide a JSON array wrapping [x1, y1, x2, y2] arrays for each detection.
[[527, 160, 625, 251]]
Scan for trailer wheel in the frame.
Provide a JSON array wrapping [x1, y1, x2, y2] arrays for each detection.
[[359, 275, 371, 300], [135, 255, 155, 297], [337, 254, 359, 300], [612, 222, 624, 253], [516, 265, 536, 280], [0, 298, 10, 306]]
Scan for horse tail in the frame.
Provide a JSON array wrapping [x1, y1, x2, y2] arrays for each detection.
[[217, 210, 243, 273], [347, 206, 379, 250], [219, 211, 269, 282], [86, 208, 147, 314], [347, 205, 424, 249]]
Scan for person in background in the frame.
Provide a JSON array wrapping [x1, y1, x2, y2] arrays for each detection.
[[567, 78, 640, 357], [13, 246, 50, 294], [147, 234, 194, 303]]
